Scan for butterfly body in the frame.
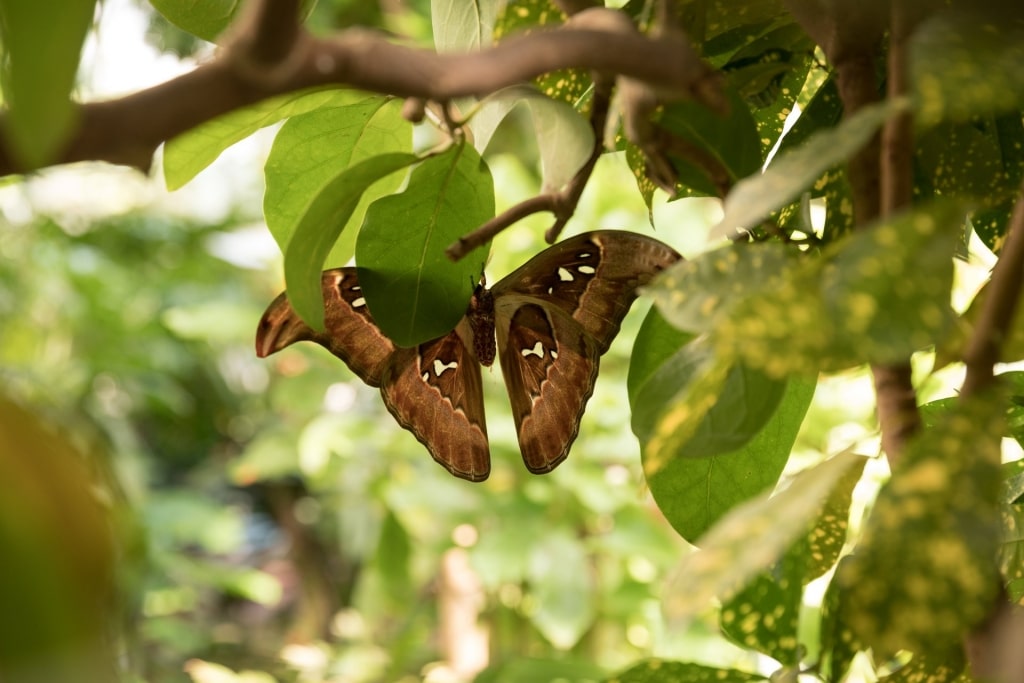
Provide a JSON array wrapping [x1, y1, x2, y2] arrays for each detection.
[[256, 230, 681, 482]]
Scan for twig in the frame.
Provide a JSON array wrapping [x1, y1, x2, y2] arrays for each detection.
[[961, 182, 1024, 398], [445, 82, 612, 260]]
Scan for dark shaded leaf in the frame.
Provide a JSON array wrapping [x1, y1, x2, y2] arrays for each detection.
[[356, 144, 493, 346]]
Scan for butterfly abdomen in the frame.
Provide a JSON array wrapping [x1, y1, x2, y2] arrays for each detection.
[[468, 285, 497, 367]]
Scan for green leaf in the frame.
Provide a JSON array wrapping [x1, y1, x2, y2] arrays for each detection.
[[627, 307, 694, 404], [661, 450, 866, 620], [646, 241, 800, 335], [635, 349, 788, 459], [720, 545, 803, 665], [493, 0, 591, 108], [470, 84, 594, 192], [432, 0, 498, 52], [356, 144, 494, 346], [818, 557, 861, 683], [657, 87, 764, 198], [283, 152, 419, 330], [644, 372, 812, 541], [264, 97, 411, 267], [692, 200, 963, 378], [149, 0, 315, 42], [774, 77, 854, 241], [911, 9, 1024, 127], [722, 452, 865, 663], [605, 660, 766, 683], [0, 0, 96, 168], [820, 199, 962, 365], [838, 392, 1004, 657], [527, 529, 596, 649], [711, 98, 908, 238], [630, 309, 815, 540], [164, 88, 362, 190]]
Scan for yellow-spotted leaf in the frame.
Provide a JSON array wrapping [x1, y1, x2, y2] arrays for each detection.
[[493, 0, 591, 109], [837, 392, 1004, 657], [818, 558, 861, 683], [662, 451, 866, 620], [605, 660, 767, 683]]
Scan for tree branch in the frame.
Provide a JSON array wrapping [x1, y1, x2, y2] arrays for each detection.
[[0, 18, 717, 176], [961, 182, 1024, 398]]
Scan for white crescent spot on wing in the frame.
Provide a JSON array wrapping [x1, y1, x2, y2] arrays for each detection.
[[433, 359, 458, 376], [557, 267, 574, 282]]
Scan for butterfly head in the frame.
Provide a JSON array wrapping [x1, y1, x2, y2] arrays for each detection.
[[255, 292, 315, 358]]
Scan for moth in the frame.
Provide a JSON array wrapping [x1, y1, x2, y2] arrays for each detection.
[[256, 230, 681, 481]]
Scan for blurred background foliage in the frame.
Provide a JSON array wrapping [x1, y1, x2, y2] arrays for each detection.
[[0, 1, 991, 682]]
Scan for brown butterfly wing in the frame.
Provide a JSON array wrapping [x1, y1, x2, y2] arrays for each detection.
[[380, 320, 490, 481], [256, 268, 491, 481], [256, 268, 394, 385], [495, 302, 600, 473], [491, 231, 682, 473], [493, 230, 682, 352]]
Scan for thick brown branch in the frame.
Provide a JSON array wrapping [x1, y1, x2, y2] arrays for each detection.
[[961, 182, 1024, 398], [0, 21, 716, 176]]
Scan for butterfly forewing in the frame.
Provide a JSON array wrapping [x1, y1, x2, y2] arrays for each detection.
[[256, 268, 395, 385], [492, 230, 682, 472], [492, 231, 681, 352], [380, 321, 490, 481]]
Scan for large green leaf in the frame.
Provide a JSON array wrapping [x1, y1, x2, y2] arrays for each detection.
[[470, 84, 594, 192], [710, 98, 907, 238], [0, 0, 96, 168], [661, 450, 865, 619], [164, 88, 362, 190], [644, 371, 814, 542], [911, 9, 1024, 127], [283, 152, 419, 330], [838, 392, 1004, 657], [356, 144, 494, 346], [264, 97, 411, 267]]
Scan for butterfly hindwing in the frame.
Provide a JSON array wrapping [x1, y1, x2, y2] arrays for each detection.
[[496, 302, 601, 473], [380, 321, 490, 481]]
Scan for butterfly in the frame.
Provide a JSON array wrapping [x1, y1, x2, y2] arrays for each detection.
[[256, 230, 681, 482]]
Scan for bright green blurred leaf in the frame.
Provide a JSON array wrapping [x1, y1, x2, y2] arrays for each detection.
[[164, 88, 361, 190], [264, 97, 411, 267], [0, 0, 96, 168], [356, 144, 493, 346], [150, 0, 315, 42], [433, 0, 498, 51]]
